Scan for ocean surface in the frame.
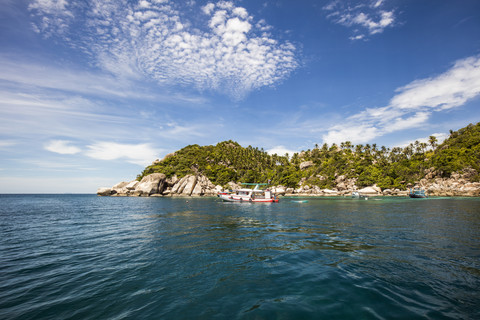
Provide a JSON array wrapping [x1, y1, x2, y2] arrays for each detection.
[[0, 195, 479, 320]]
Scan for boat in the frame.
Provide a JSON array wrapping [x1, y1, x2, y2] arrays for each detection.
[[409, 187, 427, 198], [218, 183, 279, 203], [351, 191, 368, 200]]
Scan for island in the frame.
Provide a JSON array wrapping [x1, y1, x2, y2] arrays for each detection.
[[98, 122, 480, 197]]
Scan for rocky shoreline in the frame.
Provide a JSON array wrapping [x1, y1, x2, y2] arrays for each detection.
[[97, 173, 221, 197], [97, 170, 480, 197]]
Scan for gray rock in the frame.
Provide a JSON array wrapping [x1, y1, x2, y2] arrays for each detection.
[[135, 173, 167, 195], [358, 186, 381, 195], [182, 175, 198, 195], [125, 181, 139, 190], [97, 187, 113, 196], [300, 161, 314, 170]]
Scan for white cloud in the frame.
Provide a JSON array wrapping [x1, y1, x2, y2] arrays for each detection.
[[266, 146, 298, 157], [28, 0, 71, 15], [202, 3, 215, 15], [349, 34, 365, 41], [28, 0, 73, 36], [45, 140, 81, 154], [85, 142, 160, 166], [390, 55, 480, 110], [397, 133, 448, 149], [322, 124, 380, 145], [373, 0, 384, 8], [324, 0, 395, 40], [384, 112, 430, 133], [28, 0, 298, 100], [323, 55, 480, 144], [233, 7, 248, 19], [351, 10, 394, 34]]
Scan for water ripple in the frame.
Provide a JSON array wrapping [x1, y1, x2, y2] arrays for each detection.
[[0, 195, 479, 319]]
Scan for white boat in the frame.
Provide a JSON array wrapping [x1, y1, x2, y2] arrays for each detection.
[[352, 191, 368, 200], [218, 183, 279, 203]]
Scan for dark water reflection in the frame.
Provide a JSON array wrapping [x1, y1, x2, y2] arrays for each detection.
[[1, 195, 479, 319]]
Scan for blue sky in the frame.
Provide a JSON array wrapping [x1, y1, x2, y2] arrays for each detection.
[[1, 0, 479, 193]]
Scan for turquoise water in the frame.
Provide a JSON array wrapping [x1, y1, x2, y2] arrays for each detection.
[[1, 195, 479, 319]]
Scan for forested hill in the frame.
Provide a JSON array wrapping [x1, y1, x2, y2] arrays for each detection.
[[138, 122, 480, 189]]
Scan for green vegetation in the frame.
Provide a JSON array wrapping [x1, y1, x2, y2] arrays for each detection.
[[138, 122, 480, 188], [431, 123, 480, 181]]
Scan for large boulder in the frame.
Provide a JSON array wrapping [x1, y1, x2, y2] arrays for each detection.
[[227, 181, 241, 190], [171, 175, 189, 194], [135, 173, 167, 195], [113, 181, 129, 189], [125, 181, 139, 190], [300, 161, 314, 170], [197, 175, 217, 195], [166, 175, 179, 187], [112, 181, 129, 195], [322, 189, 338, 196], [272, 186, 286, 196], [97, 187, 114, 196], [358, 186, 381, 195], [181, 175, 198, 195], [169, 174, 217, 196], [100, 173, 218, 197]]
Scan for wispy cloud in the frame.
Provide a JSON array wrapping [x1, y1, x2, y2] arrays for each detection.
[[389, 56, 480, 110], [45, 139, 81, 154], [85, 142, 161, 166], [0, 54, 192, 102], [324, 0, 395, 40], [0, 72, 218, 165], [0, 89, 131, 139], [28, 0, 298, 100], [323, 55, 480, 144], [0, 140, 17, 148]]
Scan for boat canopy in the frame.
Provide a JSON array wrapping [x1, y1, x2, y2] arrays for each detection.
[[235, 189, 267, 193]]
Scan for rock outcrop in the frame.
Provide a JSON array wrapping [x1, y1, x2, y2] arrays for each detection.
[[97, 187, 114, 196], [135, 173, 167, 195], [98, 173, 219, 197], [417, 170, 480, 197], [98, 170, 480, 197]]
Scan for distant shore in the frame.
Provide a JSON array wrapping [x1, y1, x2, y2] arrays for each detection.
[[98, 172, 480, 198]]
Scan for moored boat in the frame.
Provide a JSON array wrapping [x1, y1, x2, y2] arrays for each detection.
[[352, 191, 368, 200], [218, 183, 279, 203], [409, 187, 427, 198]]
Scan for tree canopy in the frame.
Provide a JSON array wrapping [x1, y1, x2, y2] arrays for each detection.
[[138, 122, 480, 188]]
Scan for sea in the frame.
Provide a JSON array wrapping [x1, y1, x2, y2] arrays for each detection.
[[0, 194, 479, 320]]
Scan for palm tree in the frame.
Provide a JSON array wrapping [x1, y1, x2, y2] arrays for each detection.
[[428, 135, 438, 150]]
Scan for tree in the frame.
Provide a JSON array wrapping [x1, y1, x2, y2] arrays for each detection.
[[429, 135, 438, 150]]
